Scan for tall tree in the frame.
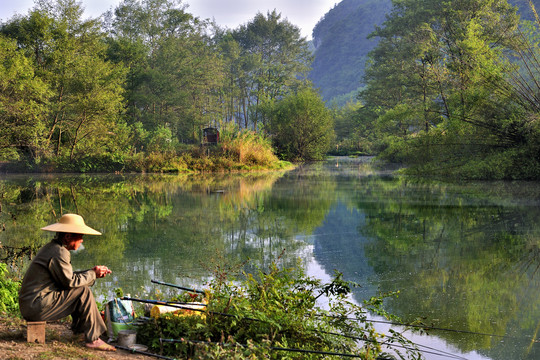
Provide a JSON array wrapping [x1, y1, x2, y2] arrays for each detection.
[[358, 0, 524, 176], [0, 36, 50, 160], [362, 0, 518, 134], [107, 0, 224, 143], [231, 10, 312, 131], [2, 0, 128, 161]]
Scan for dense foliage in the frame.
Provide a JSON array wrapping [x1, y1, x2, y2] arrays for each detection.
[[0, 0, 318, 171], [138, 263, 422, 359], [0, 263, 20, 315], [310, 0, 540, 104], [344, 0, 540, 179], [2, 0, 540, 178], [263, 88, 335, 161]]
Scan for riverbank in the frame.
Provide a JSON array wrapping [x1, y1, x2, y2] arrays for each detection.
[[0, 129, 295, 174], [0, 315, 155, 360], [0, 150, 294, 174]]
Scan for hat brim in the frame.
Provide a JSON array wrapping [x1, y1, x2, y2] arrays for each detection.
[[41, 223, 102, 235]]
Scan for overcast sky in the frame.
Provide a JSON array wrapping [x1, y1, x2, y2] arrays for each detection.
[[0, 0, 339, 39]]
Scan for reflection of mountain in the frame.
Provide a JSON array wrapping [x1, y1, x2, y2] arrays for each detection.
[[312, 202, 377, 300]]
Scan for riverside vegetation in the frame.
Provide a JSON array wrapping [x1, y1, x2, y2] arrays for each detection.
[[330, 0, 540, 179], [137, 262, 424, 359], [0, 246, 424, 359], [2, 0, 540, 179], [0, 0, 333, 173]]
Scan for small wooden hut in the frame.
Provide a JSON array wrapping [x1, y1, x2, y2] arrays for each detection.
[[202, 127, 220, 145]]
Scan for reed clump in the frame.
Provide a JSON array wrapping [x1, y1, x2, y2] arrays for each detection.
[[8, 125, 290, 173], [218, 124, 280, 168]]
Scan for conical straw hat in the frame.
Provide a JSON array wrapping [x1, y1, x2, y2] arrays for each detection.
[[41, 214, 102, 235]]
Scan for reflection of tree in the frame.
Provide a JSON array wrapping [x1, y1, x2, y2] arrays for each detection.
[[0, 170, 338, 300], [347, 177, 540, 359]]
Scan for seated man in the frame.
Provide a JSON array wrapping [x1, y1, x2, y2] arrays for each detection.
[[19, 213, 115, 351]]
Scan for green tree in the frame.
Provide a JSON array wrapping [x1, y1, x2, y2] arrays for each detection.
[[330, 101, 376, 155], [215, 32, 245, 129], [107, 0, 224, 143], [230, 10, 312, 131], [266, 88, 334, 161], [1, 0, 129, 162], [358, 0, 533, 178], [0, 35, 50, 161]]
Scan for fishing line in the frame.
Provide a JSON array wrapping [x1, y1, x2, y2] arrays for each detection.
[[316, 314, 540, 343], [340, 330, 466, 360], [126, 297, 465, 359], [315, 329, 468, 360], [127, 297, 206, 307], [160, 338, 395, 359]]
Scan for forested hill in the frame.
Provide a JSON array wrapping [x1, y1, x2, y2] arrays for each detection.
[[309, 0, 391, 102], [310, 0, 540, 103]]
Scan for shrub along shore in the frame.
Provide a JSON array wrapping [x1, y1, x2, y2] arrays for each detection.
[[0, 129, 293, 174], [0, 261, 423, 359]]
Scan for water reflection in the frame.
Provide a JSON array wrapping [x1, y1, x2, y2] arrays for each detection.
[[2, 159, 540, 359]]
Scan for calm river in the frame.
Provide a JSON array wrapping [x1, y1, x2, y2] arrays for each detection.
[[2, 157, 540, 360]]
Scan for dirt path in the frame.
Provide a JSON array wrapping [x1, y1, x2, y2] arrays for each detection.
[[0, 316, 159, 360]]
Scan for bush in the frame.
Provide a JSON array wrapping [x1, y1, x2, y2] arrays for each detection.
[[138, 262, 422, 359], [219, 122, 280, 167], [0, 263, 21, 315], [265, 88, 335, 161]]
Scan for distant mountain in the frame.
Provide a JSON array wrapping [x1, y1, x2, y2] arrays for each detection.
[[310, 0, 540, 103], [309, 0, 391, 102]]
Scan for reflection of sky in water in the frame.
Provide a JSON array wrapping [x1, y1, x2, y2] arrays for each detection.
[[304, 244, 490, 360]]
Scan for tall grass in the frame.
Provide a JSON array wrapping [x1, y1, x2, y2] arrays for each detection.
[[121, 123, 286, 173], [218, 122, 280, 168], [14, 123, 288, 173]]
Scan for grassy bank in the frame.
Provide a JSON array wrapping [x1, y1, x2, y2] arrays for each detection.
[[0, 129, 293, 174]]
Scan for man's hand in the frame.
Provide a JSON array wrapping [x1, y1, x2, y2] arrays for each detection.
[[93, 265, 112, 278]]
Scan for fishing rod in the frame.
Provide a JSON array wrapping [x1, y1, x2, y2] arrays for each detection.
[[122, 297, 259, 322], [122, 297, 207, 307], [115, 345, 176, 360], [315, 313, 540, 343], [148, 280, 533, 345], [159, 338, 395, 360], [123, 297, 208, 312], [125, 297, 463, 359], [151, 279, 206, 294]]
